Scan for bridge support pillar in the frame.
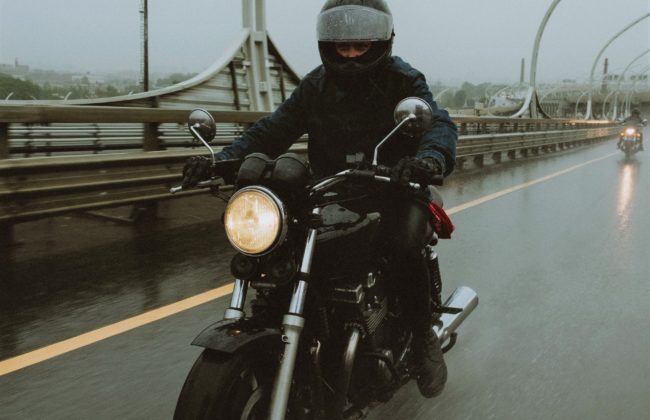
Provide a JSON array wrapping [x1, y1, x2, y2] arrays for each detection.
[[507, 150, 516, 160], [473, 154, 484, 167], [492, 152, 502, 163]]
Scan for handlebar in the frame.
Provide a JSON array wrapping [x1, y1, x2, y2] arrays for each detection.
[[169, 179, 220, 194], [313, 168, 443, 193], [348, 168, 443, 186]]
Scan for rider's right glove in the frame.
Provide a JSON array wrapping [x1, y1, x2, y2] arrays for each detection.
[[182, 156, 213, 188], [390, 156, 443, 186]]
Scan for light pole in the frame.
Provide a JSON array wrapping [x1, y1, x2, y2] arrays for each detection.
[[512, 0, 563, 118], [140, 0, 149, 92], [622, 64, 650, 115], [584, 12, 650, 119], [611, 49, 650, 119], [574, 89, 591, 118]]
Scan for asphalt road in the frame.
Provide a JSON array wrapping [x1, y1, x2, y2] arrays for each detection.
[[1, 138, 649, 419]]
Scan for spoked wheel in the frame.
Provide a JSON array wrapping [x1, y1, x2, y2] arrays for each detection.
[[174, 350, 274, 420]]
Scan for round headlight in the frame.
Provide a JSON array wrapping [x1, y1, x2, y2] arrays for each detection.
[[626, 128, 636, 135], [224, 187, 287, 256]]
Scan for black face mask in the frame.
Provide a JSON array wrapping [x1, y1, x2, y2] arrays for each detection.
[[319, 40, 392, 78]]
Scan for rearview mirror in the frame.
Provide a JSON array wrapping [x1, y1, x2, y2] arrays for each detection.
[[393, 97, 434, 138], [372, 97, 435, 167], [188, 109, 217, 143], [188, 109, 217, 166]]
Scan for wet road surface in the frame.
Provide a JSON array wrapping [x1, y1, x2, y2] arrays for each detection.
[[2, 138, 649, 419]]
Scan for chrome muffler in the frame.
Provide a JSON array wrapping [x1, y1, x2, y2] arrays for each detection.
[[433, 286, 478, 347]]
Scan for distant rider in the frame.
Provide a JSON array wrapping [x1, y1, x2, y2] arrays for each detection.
[[182, 0, 457, 399], [618, 108, 645, 151]]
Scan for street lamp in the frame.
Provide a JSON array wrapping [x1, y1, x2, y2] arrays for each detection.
[[511, 0, 563, 118], [622, 64, 650, 115], [584, 12, 650, 119], [611, 49, 650, 119]]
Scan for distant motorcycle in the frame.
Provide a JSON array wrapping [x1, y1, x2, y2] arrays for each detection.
[[619, 126, 642, 158], [170, 98, 478, 420]]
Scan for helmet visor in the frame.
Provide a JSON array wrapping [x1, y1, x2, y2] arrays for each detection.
[[317, 5, 393, 42]]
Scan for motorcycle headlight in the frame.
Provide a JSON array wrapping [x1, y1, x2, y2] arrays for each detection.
[[224, 187, 287, 256], [625, 128, 636, 135]]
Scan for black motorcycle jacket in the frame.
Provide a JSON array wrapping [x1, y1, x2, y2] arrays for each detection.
[[623, 115, 644, 126], [216, 57, 457, 178]]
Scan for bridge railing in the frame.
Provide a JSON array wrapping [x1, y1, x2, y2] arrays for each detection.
[[0, 105, 613, 158], [0, 105, 618, 241]]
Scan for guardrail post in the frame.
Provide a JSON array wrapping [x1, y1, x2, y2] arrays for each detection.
[[0, 123, 14, 245], [135, 122, 161, 222], [143, 122, 161, 151], [0, 123, 8, 159]]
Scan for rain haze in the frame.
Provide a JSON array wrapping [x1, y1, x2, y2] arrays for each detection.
[[0, 0, 649, 85]]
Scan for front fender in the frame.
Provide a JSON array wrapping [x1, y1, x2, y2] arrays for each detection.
[[191, 318, 282, 355]]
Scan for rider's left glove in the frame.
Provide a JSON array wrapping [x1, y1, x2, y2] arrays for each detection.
[[390, 156, 443, 186], [182, 156, 213, 188]]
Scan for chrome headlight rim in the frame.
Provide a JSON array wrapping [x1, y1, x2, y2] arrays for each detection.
[[225, 186, 288, 257]]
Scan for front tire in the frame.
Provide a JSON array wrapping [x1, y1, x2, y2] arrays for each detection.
[[174, 350, 273, 420]]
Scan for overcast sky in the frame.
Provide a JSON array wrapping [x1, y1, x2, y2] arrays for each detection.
[[0, 0, 648, 85]]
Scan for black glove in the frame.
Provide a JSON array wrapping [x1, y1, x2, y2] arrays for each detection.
[[390, 156, 443, 186], [182, 156, 213, 187]]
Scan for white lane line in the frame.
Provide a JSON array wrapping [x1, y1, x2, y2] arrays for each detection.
[[0, 151, 617, 376], [446, 152, 618, 215], [0, 284, 233, 377]]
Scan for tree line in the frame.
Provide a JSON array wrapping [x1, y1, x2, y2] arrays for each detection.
[[0, 72, 196, 100]]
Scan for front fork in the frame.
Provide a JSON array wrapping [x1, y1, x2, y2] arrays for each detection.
[[267, 209, 321, 420]]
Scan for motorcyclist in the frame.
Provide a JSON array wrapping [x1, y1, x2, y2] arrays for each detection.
[[618, 108, 645, 151], [182, 0, 457, 399]]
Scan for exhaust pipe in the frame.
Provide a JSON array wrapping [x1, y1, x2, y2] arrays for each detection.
[[433, 286, 478, 347]]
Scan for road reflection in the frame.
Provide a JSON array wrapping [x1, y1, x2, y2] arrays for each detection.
[[0, 221, 234, 360], [616, 159, 640, 228]]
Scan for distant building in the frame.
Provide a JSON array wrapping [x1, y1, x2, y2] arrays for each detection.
[[0, 59, 30, 79]]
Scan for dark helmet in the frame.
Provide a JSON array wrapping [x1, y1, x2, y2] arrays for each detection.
[[632, 108, 641, 116], [317, 0, 394, 76]]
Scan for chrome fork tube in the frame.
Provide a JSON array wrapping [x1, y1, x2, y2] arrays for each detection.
[[268, 208, 320, 420], [224, 278, 248, 320]]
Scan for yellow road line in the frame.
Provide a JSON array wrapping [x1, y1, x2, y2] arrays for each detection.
[[0, 283, 233, 377], [0, 151, 617, 376]]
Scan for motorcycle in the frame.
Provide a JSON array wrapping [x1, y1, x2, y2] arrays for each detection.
[[619, 126, 641, 158], [171, 98, 478, 420]]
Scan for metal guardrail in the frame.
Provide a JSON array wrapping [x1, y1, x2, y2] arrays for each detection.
[[0, 105, 618, 231], [0, 105, 613, 158]]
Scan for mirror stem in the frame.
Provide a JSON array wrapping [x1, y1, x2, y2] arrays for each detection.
[[372, 114, 416, 167], [190, 125, 217, 166]]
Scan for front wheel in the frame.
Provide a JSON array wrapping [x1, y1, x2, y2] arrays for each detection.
[[174, 350, 274, 420]]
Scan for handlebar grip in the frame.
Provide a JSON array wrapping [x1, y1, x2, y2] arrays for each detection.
[[349, 169, 377, 179], [375, 165, 392, 177]]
